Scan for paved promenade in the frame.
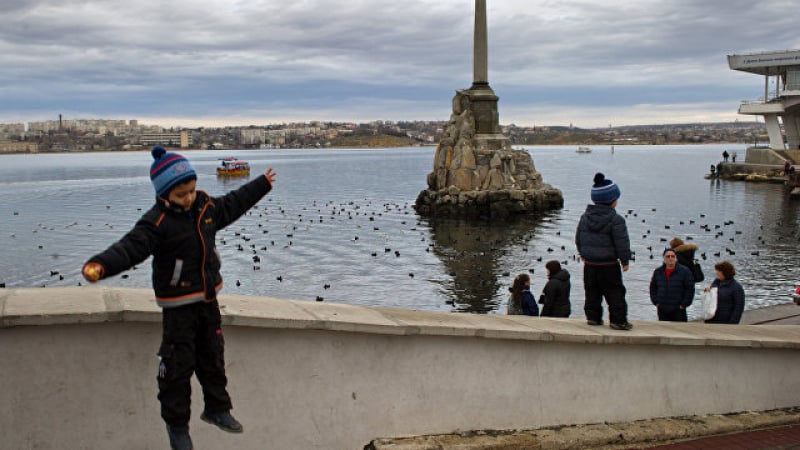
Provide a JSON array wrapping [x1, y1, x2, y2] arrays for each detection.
[[636, 424, 800, 449]]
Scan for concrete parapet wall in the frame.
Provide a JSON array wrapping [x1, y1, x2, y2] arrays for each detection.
[[746, 147, 785, 165], [719, 162, 784, 178], [2, 287, 800, 449]]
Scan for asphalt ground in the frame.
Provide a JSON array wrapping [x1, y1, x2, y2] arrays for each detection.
[[635, 302, 800, 450]]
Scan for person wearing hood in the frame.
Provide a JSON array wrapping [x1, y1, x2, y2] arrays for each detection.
[[539, 260, 571, 317], [575, 173, 633, 331], [670, 237, 703, 282]]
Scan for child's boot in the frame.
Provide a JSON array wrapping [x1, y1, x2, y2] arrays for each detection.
[[166, 424, 193, 450], [201, 410, 244, 433]]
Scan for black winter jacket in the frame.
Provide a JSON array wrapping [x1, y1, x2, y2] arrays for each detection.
[[540, 269, 571, 317], [87, 174, 272, 308], [575, 204, 631, 265], [649, 264, 695, 312]]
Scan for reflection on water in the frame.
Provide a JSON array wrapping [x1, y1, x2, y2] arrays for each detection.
[[424, 215, 546, 313]]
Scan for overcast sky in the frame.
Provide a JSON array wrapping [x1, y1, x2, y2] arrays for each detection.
[[2, 0, 798, 128]]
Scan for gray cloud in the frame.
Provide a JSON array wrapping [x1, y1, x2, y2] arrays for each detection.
[[1, 0, 796, 127]]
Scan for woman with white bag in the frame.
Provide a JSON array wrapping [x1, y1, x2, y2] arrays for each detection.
[[703, 261, 745, 324]]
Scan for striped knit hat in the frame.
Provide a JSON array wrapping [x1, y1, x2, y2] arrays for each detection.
[[591, 172, 621, 205], [149, 146, 196, 197]]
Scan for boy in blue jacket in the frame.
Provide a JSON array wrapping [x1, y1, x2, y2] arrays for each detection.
[[82, 146, 276, 450], [575, 173, 633, 330]]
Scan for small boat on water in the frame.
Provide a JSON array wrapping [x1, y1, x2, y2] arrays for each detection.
[[576, 146, 592, 153], [217, 157, 250, 177]]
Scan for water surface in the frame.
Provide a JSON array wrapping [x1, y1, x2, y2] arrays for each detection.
[[2, 144, 797, 320]]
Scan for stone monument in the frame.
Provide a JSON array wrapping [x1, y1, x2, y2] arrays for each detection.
[[414, 0, 563, 218]]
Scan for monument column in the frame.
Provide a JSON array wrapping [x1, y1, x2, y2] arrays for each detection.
[[469, 0, 500, 136], [473, 0, 488, 86]]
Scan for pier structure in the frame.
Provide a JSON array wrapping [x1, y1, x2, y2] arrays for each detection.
[[728, 49, 800, 155]]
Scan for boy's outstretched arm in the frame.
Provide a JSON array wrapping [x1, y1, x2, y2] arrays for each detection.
[[81, 216, 161, 282], [214, 168, 276, 229]]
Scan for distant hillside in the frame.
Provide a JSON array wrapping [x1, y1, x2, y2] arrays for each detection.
[[328, 134, 414, 148]]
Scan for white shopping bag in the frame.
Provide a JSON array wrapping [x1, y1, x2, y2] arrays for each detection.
[[702, 287, 718, 320]]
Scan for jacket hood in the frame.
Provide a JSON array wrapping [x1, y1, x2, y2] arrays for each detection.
[[550, 269, 570, 282], [583, 204, 617, 232], [673, 243, 698, 253]]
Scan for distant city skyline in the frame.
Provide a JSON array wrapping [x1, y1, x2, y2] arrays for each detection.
[[3, 0, 797, 129]]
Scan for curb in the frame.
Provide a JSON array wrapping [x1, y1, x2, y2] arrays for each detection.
[[365, 408, 800, 450]]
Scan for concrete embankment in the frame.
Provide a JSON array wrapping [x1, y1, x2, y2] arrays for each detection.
[[2, 287, 800, 449]]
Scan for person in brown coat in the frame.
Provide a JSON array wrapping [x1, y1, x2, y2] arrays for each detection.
[[669, 237, 702, 282]]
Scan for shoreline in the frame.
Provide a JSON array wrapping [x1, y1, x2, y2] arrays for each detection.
[[0, 141, 751, 155]]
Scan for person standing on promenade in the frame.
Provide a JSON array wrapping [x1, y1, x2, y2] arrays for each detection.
[[81, 146, 277, 450], [722, 150, 730, 162], [704, 261, 745, 324], [507, 273, 539, 316], [539, 260, 571, 317], [732, 151, 738, 163], [575, 173, 633, 330], [649, 248, 695, 322]]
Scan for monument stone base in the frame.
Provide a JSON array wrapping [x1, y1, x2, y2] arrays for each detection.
[[414, 89, 563, 219]]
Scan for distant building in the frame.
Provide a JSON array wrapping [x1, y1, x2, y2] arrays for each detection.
[[240, 128, 266, 147], [27, 119, 131, 135], [0, 123, 25, 140], [0, 141, 38, 153], [138, 131, 191, 148]]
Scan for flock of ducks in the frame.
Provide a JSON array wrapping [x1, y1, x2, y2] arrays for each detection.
[[5, 197, 776, 309]]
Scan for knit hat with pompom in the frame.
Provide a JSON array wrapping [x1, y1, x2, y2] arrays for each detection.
[[149, 146, 196, 197], [590, 172, 621, 205]]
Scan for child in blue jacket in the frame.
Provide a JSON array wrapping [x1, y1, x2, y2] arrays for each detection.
[[507, 273, 539, 316]]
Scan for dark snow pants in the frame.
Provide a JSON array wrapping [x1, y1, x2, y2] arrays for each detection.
[[157, 300, 232, 427], [583, 263, 628, 325]]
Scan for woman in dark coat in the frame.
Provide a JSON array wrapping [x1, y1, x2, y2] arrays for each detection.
[[539, 260, 571, 317], [704, 261, 745, 324]]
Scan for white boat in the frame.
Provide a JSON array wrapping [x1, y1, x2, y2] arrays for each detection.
[[576, 146, 591, 153]]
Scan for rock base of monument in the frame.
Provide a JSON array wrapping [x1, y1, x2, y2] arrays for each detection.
[[415, 88, 564, 219], [414, 186, 563, 219]]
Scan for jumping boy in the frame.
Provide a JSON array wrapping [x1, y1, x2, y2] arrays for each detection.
[[82, 146, 276, 450]]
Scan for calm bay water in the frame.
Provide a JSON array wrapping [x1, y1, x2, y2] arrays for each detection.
[[2, 144, 798, 321]]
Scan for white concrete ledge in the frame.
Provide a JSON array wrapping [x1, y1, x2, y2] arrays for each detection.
[[3, 287, 800, 449], [3, 286, 800, 349]]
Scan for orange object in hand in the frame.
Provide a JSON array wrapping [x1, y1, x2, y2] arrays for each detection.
[[82, 263, 104, 282]]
